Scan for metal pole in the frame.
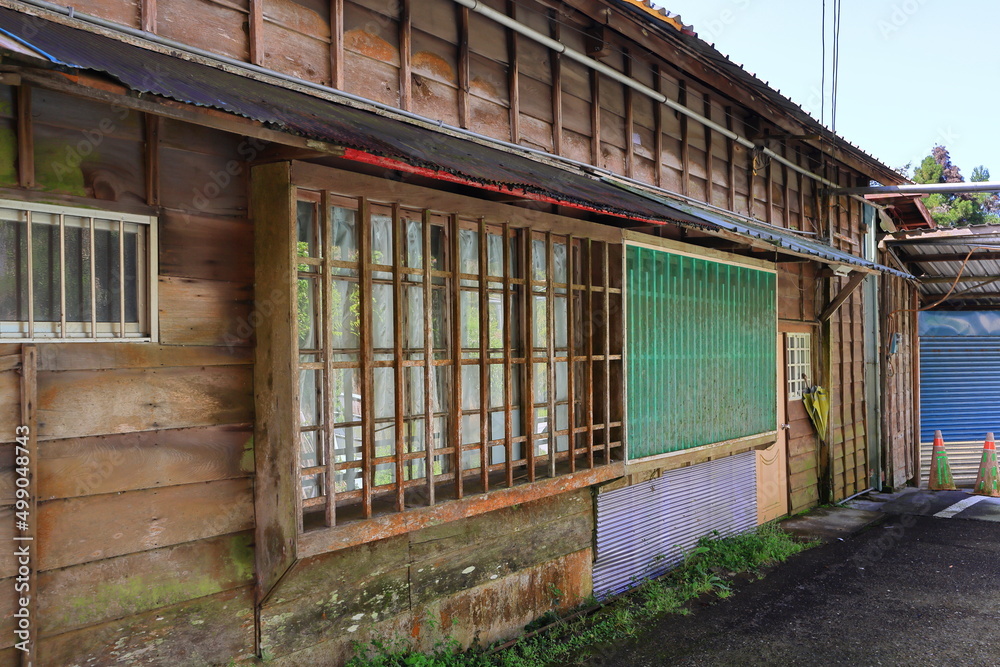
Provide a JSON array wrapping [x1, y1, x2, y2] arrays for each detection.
[[827, 182, 1000, 196]]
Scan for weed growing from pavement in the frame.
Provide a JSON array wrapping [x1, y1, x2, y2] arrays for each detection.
[[345, 523, 815, 667]]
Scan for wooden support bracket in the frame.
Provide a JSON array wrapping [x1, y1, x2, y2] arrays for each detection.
[[819, 270, 866, 322]]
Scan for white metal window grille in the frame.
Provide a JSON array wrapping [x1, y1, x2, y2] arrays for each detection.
[[786, 332, 811, 400], [0, 199, 157, 341]]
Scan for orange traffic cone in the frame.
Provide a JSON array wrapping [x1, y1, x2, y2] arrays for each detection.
[[973, 432, 1000, 497], [929, 430, 956, 491]]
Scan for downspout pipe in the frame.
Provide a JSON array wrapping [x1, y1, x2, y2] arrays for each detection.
[[828, 182, 1000, 196]]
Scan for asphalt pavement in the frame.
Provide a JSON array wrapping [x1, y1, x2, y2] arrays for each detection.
[[589, 492, 1000, 667]]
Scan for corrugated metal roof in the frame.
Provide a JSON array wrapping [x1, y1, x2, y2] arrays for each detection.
[[0, 6, 902, 277], [890, 225, 1000, 309], [607, 178, 910, 278]]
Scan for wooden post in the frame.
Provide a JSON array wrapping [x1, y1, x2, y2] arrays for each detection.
[[450, 216, 463, 499], [549, 10, 562, 155], [18, 344, 37, 667], [478, 218, 489, 491], [422, 210, 435, 504], [524, 233, 536, 481], [545, 233, 556, 478], [566, 236, 576, 472], [502, 222, 514, 487], [392, 205, 406, 511], [359, 199, 374, 518]]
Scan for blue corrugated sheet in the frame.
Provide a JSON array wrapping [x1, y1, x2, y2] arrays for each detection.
[[0, 7, 906, 277]]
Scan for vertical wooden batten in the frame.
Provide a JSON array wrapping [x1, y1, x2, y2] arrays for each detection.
[[19, 344, 37, 667], [590, 69, 601, 167], [549, 10, 562, 156], [507, 1, 520, 144], [144, 114, 160, 207], [399, 0, 412, 111], [678, 80, 689, 197], [331, 0, 344, 89], [250, 162, 298, 603], [248, 0, 263, 66], [17, 85, 33, 189], [141, 0, 157, 33], [624, 53, 634, 179], [653, 66, 664, 188], [457, 6, 471, 129]]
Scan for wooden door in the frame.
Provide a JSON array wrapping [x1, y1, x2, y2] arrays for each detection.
[[756, 334, 789, 523]]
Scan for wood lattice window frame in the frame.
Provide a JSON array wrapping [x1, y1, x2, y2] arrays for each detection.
[[252, 162, 625, 574]]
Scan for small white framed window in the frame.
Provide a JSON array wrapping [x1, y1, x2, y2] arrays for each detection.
[[786, 333, 811, 400], [0, 198, 157, 341]]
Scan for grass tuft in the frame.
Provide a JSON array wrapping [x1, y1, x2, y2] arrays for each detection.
[[346, 523, 815, 667]]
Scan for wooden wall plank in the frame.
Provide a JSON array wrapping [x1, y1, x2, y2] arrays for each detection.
[[33, 365, 252, 441], [34, 343, 250, 372], [38, 586, 255, 665], [158, 0, 250, 61], [159, 211, 253, 283], [39, 425, 253, 500], [38, 477, 253, 570], [157, 276, 252, 347], [38, 531, 253, 636]]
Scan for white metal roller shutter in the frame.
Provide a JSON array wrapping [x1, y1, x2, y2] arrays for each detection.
[[593, 451, 758, 598]]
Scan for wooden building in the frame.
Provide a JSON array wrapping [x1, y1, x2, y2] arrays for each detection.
[[0, 0, 921, 663]]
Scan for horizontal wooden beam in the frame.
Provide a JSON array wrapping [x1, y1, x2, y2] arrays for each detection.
[[819, 270, 866, 322], [618, 431, 778, 481]]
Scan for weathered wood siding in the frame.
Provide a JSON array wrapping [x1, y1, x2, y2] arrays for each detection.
[[0, 88, 257, 663], [778, 262, 821, 514], [37, 0, 846, 234], [880, 273, 918, 489], [261, 489, 593, 663]]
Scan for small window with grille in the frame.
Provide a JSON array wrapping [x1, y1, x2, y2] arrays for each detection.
[[786, 333, 811, 400], [0, 199, 157, 341]]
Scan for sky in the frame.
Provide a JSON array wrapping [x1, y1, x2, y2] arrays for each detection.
[[657, 0, 999, 180]]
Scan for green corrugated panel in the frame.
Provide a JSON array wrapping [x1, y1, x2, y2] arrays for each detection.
[[626, 245, 776, 459]]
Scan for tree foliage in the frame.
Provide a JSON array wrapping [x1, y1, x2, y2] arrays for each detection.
[[912, 145, 1000, 227]]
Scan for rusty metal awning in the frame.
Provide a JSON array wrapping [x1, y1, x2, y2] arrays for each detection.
[[0, 6, 904, 277]]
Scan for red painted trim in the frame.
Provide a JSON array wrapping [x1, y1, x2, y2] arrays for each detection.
[[341, 148, 667, 227]]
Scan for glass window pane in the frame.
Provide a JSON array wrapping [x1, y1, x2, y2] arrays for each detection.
[[123, 229, 138, 324], [0, 216, 27, 322], [32, 220, 58, 322], [330, 205, 358, 265], [301, 473, 323, 500], [331, 367, 359, 423], [331, 276, 360, 350], [297, 200, 320, 258], [404, 216, 422, 269], [300, 430, 320, 468], [93, 225, 120, 323], [299, 369, 322, 427], [297, 275, 321, 351], [63, 219, 91, 323], [372, 283, 394, 351], [371, 208, 392, 267]]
